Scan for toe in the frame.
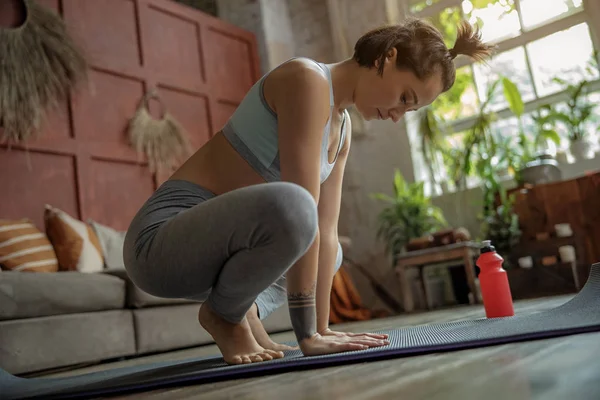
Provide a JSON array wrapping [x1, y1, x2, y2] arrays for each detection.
[[230, 355, 243, 364], [250, 354, 263, 362], [265, 349, 284, 359], [260, 352, 273, 361], [242, 355, 252, 364]]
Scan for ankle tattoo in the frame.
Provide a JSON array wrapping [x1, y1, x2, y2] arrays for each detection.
[[288, 282, 317, 342]]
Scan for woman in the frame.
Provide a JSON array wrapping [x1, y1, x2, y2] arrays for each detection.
[[123, 17, 493, 365]]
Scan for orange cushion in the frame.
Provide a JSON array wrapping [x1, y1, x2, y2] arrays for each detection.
[[44, 205, 104, 273]]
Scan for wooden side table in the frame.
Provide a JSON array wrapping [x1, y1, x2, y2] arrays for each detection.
[[395, 242, 482, 312]]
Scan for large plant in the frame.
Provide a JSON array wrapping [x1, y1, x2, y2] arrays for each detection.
[[519, 106, 561, 160], [544, 54, 599, 143], [545, 78, 597, 143], [479, 187, 522, 268], [372, 170, 447, 264]]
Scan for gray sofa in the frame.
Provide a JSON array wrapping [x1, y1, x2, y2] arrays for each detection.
[[0, 269, 293, 375]]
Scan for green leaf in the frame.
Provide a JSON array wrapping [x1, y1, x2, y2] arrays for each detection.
[[393, 169, 406, 197], [370, 193, 395, 203], [538, 129, 561, 146], [501, 76, 524, 117]]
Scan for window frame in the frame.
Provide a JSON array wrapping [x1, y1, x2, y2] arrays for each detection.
[[400, 0, 600, 192]]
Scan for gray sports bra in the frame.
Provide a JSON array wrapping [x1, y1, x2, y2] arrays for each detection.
[[221, 57, 348, 184]]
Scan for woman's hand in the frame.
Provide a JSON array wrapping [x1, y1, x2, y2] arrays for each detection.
[[320, 328, 389, 341], [299, 332, 389, 356]]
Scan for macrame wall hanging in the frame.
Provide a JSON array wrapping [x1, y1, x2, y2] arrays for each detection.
[[128, 89, 192, 174], [0, 0, 88, 144]]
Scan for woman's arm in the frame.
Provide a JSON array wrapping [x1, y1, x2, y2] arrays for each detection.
[[271, 62, 331, 343], [270, 61, 387, 354], [315, 111, 351, 333]]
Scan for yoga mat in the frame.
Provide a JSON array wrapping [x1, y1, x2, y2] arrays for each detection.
[[2, 263, 600, 400]]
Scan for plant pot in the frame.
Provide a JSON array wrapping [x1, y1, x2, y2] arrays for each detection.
[[570, 139, 594, 160], [519, 154, 562, 185]]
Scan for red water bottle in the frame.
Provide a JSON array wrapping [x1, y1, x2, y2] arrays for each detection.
[[476, 240, 514, 318]]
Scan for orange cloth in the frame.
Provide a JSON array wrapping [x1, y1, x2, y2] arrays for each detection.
[[329, 266, 389, 324]]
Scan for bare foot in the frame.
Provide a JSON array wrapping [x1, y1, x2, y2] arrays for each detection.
[[246, 304, 299, 352], [198, 302, 284, 365]]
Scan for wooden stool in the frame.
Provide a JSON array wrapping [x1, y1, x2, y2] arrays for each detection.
[[395, 242, 481, 312]]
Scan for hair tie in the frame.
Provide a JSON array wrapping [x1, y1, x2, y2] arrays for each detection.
[[449, 48, 458, 59]]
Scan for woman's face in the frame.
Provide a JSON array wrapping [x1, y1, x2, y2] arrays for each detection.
[[354, 48, 444, 122]]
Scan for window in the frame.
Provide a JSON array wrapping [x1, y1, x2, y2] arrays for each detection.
[[405, 0, 600, 195]]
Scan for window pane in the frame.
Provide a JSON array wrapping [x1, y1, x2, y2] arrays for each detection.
[[527, 23, 598, 97], [432, 66, 479, 120], [519, 0, 583, 30], [490, 116, 520, 142], [425, 7, 463, 48], [472, 47, 536, 112], [410, 0, 443, 14], [462, 0, 521, 43]]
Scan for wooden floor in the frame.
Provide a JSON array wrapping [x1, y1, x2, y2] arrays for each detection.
[[44, 295, 600, 400]]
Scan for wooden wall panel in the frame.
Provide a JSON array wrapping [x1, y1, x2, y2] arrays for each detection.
[[0, 0, 260, 233], [65, 0, 143, 72], [205, 28, 255, 103], [159, 89, 212, 150], [0, 152, 78, 229], [72, 70, 145, 146], [142, 7, 205, 91], [39, 101, 72, 141], [86, 160, 155, 231]]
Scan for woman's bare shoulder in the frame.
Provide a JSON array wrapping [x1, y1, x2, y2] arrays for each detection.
[[263, 58, 330, 114]]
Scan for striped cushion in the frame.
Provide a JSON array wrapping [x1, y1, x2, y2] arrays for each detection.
[[0, 219, 59, 272]]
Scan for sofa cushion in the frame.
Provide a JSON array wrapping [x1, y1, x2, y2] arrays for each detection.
[[133, 304, 212, 354], [44, 205, 104, 273], [88, 220, 126, 270], [0, 271, 126, 320], [103, 268, 196, 308], [0, 219, 58, 272], [0, 310, 135, 374]]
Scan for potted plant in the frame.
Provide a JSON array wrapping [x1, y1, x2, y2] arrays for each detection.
[[371, 169, 448, 265], [546, 72, 598, 160], [439, 75, 521, 191], [479, 186, 522, 269], [513, 105, 563, 185]]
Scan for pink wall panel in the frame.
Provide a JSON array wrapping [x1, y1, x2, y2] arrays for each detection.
[[0, 0, 260, 235], [0, 151, 78, 230], [86, 160, 155, 231], [63, 0, 142, 71], [142, 6, 205, 92], [159, 88, 211, 150], [71, 70, 145, 146]]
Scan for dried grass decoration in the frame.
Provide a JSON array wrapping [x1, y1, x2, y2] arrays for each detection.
[[128, 89, 191, 174], [0, 0, 87, 143]]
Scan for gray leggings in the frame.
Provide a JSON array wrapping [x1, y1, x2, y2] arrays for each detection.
[[123, 180, 343, 323]]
